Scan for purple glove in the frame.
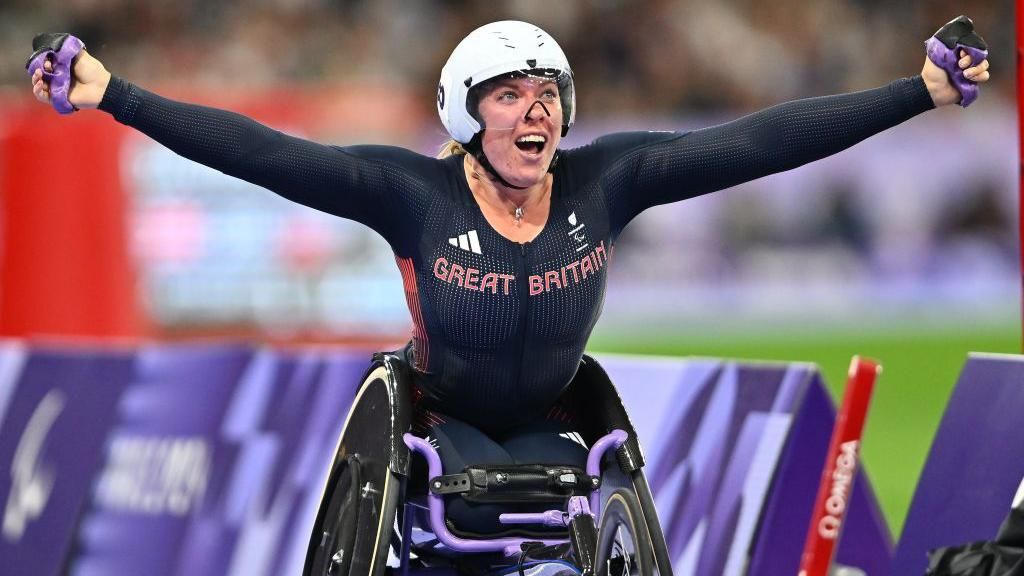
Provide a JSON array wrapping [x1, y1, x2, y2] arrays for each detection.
[[925, 16, 988, 108], [25, 33, 85, 115]]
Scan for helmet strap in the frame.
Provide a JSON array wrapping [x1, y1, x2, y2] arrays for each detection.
[[465, 134, 528, 191], [464, 131, 561, 191]]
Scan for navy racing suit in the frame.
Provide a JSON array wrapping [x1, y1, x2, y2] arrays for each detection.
[[99, 75, 934, 435]]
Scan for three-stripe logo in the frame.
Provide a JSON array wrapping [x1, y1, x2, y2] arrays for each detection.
[[448, 230, 482, 254]]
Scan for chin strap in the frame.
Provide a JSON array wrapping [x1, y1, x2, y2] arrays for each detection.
[[465, 134, 528, 190], [464, 134, 527, 190], [464, 131, 561, 191]]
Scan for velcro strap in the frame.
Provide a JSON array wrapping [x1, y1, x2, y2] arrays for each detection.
[[429, 464, 599, 503]]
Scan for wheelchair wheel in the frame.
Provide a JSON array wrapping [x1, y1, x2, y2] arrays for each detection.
[[595, 489, 655, 576], [304, 361, 408, 576], [308, 455, 362, 576]]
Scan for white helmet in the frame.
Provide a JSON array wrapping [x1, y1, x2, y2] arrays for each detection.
[[438, 21, 576, 144]]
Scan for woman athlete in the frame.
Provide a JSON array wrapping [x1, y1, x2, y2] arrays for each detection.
[[29, 18, 990, 532]]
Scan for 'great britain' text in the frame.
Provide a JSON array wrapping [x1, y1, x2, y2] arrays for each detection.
[[433, 241, 608, 296]]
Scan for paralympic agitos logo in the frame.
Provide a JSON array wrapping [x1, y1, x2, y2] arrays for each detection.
[[2, 390, 65, 542]]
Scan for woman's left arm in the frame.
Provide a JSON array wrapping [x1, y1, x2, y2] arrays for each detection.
[[612, 53, 990, 224]]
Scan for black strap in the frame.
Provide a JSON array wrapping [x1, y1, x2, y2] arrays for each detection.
[[465, 134, 528, 191], [517, 541, 574, 576], [428, 465, 599, 502], [464, 132, 559, 191], [429, 473, 473, 495], [933, 15, 988, 51], [25, 33, 70, 69]]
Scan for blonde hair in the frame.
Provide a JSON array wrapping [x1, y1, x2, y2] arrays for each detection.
[[437, 139, 468, 159]]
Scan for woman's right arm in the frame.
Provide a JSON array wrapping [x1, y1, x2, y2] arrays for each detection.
[[31, 50, 429, 242]]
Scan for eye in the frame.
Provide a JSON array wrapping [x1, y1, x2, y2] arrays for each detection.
[[497, 91, 519, 103], [539, 88, 559, 103]]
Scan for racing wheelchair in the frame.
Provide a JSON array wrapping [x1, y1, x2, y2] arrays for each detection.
[[304, 349, 674, 576]]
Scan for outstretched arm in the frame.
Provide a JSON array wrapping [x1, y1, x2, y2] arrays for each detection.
[[605, 47, 991, 230], [30, 48, 433, 245]]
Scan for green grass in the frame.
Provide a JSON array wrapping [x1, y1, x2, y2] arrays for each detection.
[[588, 322, 1020, 538]]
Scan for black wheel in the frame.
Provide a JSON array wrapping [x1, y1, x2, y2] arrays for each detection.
[[307, 455, 362, 576], [595, 489, 655, 576], [304, 364, 409, 576]]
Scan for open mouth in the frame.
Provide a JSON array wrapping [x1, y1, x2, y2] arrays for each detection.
[[515, 134, 547, 155]]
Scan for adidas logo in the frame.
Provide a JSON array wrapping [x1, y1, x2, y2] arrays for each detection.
[[448, 230, 482, 254]]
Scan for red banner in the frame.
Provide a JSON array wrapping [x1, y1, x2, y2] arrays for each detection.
[[0, 85, 425, 341], [0, 101, 142, 339]]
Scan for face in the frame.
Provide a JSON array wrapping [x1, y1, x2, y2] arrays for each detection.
[[475, 76, 564, 188]]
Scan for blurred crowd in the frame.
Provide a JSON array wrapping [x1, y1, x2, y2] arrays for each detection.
[[0, 0, 1014, 113], [0, 0, 1016, 333]]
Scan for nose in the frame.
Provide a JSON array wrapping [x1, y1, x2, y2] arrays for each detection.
[[523, 100, 552, 123]]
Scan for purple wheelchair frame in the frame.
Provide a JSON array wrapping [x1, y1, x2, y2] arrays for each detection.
[[303, 350, 674, 576], [403, 429, 628, 558]]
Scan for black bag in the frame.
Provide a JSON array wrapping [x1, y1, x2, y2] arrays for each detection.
[[926, 507, 1024, 575]]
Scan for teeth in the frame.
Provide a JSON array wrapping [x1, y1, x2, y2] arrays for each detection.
[[516, 135, 546, 143]]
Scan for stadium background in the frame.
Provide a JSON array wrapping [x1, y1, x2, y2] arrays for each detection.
[[0, 0, 1017, 539]]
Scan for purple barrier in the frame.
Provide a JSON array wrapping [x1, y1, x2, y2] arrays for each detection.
[[180, 350, 368, 576], [69, 344, 256, 576], [0, 345, 891, 575], [0, 345, 136, 576], [749, 371, 891, 576], [67, 345, 370, 576], [601, 357, 891, 575], [892, 353, 1024, 575]]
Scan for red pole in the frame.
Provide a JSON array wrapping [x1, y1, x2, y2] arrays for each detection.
[[798, 356, 881, 576]]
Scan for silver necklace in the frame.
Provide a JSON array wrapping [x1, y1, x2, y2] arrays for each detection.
[[473, 170, 527, 224], [513, 206, 525, 223]]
